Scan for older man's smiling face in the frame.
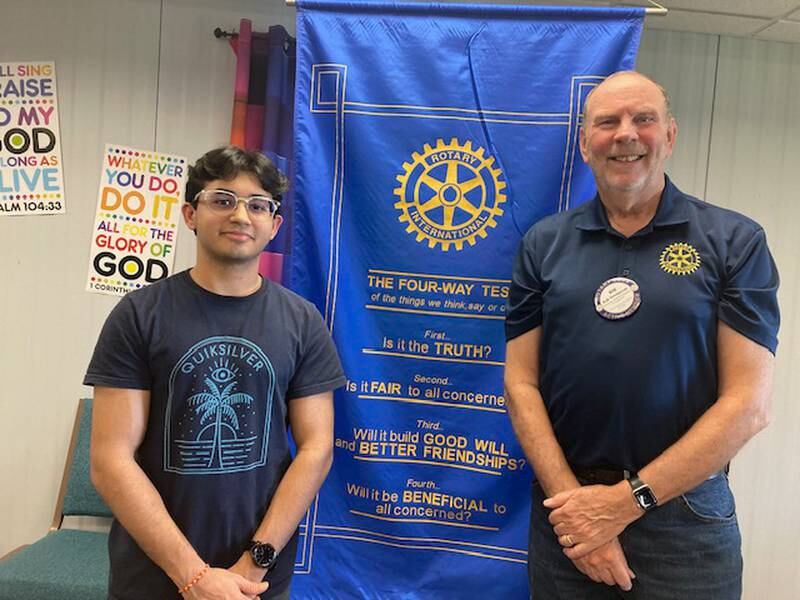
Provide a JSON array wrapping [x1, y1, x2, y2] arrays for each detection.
[[580, 72, 677, 200]]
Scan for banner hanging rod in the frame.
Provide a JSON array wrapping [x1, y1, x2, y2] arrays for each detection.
[[283, 1, 668, 14]]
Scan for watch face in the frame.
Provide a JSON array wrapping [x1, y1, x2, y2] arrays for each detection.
[[635, 487, 658, 510], [251, 542, 277, 569]]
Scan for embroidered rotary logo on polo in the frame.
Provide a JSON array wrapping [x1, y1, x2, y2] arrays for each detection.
[[659, 242, 701, 276], [393, 138, 506, 251]]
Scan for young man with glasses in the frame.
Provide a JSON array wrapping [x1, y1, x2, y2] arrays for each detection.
[[85, 146, 345, 600]]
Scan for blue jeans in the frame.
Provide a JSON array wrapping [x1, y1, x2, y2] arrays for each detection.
[[528, 475, 742, 599]]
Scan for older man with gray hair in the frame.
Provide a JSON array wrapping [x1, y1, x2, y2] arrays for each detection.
[[505, 71, 779, 598]]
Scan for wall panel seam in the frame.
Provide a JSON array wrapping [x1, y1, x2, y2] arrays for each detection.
[[154, 0, 165, 150], [703, 35, 721, 201]]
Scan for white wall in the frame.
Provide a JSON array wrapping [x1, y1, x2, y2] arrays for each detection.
[[705, 37, 800, 593], [1, 2, 798, 596]]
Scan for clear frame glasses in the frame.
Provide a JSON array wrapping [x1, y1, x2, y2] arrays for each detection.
[[194, 189, 280, 219]]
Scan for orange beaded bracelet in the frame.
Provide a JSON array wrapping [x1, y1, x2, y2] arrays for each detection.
[[178, 563, 209, 596]]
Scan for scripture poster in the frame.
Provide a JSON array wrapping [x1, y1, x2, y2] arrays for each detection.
[[0, 61, 65, 216], [87, 145, 187, 296], [289, 1, 645, 598]]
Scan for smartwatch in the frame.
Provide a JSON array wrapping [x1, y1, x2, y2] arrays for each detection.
[[627, 474, 658, 511], [248, 540, 278, 570]]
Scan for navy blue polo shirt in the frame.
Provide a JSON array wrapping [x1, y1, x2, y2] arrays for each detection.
[[506, 176, 779, 470]]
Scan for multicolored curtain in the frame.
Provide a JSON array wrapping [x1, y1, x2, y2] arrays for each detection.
[[229, 19, 296, 283]]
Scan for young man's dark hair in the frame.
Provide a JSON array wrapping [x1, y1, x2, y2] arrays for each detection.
[[186, 146, 288, 213]]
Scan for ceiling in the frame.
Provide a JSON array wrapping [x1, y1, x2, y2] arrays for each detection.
[[549, 1, 800, 43]]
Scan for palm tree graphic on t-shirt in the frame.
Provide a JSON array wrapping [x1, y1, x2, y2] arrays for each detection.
[[187, 365, 254, 468], [168, 342, 272, 475]]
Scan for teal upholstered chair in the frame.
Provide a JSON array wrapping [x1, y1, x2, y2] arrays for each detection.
[[0, 398, 112, 599]]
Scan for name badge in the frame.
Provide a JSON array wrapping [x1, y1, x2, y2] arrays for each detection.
[[594, 277, 640, 320]]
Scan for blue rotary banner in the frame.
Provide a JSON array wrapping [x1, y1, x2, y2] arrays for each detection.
[[289, 1, 643, 597]]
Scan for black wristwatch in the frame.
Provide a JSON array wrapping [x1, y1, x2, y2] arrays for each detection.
[[627, 474, 658, 511], [248, 540, 278, 570]]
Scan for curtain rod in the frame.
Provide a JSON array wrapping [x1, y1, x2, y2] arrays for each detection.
[[214, 27, 271, 39], [283, 1, 668, 14]]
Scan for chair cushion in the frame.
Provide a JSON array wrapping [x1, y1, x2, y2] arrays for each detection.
[[63, 400, 113, 518], [0, 530, 109, 600]]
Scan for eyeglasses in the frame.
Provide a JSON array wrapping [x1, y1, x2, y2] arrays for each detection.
[[194, 189, 280, 219]]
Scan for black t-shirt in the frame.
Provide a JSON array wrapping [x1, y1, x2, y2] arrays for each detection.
[[84, 271, 345, 599]]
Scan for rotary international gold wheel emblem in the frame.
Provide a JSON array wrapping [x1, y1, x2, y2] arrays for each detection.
[[393, 138, 506, 251], [659, 242, 701, 276]]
